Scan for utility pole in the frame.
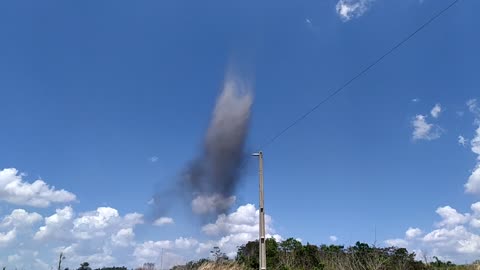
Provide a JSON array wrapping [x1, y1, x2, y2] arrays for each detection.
[[160, 248, 164, 270], [57, 252, 65, 270], [253, 151, 266, 270]]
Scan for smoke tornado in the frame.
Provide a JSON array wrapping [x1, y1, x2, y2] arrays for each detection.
[[153, 71, 253, 218]]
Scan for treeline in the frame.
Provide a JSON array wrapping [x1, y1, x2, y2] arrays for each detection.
[[174, 238, 480, 270]]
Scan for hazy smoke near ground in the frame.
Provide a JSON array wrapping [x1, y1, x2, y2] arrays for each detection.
[[152, 71, 253, 219]]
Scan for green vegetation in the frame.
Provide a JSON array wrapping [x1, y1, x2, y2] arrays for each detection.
[[5, 240, 476, 270], [176, 238, 480, 270]]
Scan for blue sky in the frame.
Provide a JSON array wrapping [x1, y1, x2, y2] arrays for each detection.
[[1, 0, 480, 268]]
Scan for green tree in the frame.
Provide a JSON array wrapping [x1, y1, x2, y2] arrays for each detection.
[[279, 238, 302, 269], [210, 246, 228, 263], [77, 262, 92, 270], [236, 240, 259, 269], [266, 238, 280, 269]]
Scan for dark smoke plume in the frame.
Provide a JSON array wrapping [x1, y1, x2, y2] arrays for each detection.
[[152, 71, 253, 218]]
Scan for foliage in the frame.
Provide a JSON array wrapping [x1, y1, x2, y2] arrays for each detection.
[[234, 239, 477, 270], [77, 262, 92, 270], [60, 241, 480, 270], [211, 247, 228, 263], [171, 259, 210, 270], [95, 267, 128, 270]]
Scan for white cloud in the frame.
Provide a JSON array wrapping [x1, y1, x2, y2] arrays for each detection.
[[5, 251, 50, 270], [467, 99, 480, 116], [149, 156, 159, 163], [385, 238, 408, 248], [202, 204, 263, 236], [34, 206, 143, 244], [191, 194, 236, 215], [134, 240, 173, 259], [153, 217, 174, 226], [124, 212, 144, 227], [73, 208, 143, 240], [0, 203, 147, 269], [471, 202, 480, 215], [385, 203, 480, 262], [0, 229, 16, 246], [465, 166, 480, 194], [198, 204, 280, 258], [458, 135, 468, 147], [175, 237, 199, 249], [336, 0, 373, 22], [0, 168, 76, 207], [73, 207, 121, 239], [412, 98, 420, 103], [2, 200, 280, 269], [412, 115, 442, 141], [431, 103, 442, 118], [465, 127, 480, 194], [34, 206, 74, 241], [435, 206, 470, 228], [422, 226, 480, 256], [329, 235, 338, 242], [133, 243, 185, 270], [111, 228, 135, 247], [1, 209, 42, 228], [471, 127, 480, 157], [305, 18, 312, 27], [406, 227, 423, 239], [8, 254, 21, 263], [470, 202, 480, 228]]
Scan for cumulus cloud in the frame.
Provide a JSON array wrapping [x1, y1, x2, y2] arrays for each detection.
[[385, 238, 408, 248], [34, 206, 74, 241], [0, 229, 16, 246], [467, 99, 480, 117], [458, 135, 468, 147], [336, 0, 374, 22], [386, 203, 480, 263], [431, 104, 442, 118], [422, 226, 480, 256], [329, 235, 338, 242], [124, 213, 144, 227], [134, 240, 173, 258], [469, 202, 480, 228], [73, 207, 121, 240], [1, 209, 42, 228], [111, 228, 135, 247], [435, 206, 470, 228], [465, 127, 480, 194], [175, 237, 199, 249], [3, 201, 279, 269], [412, 115, 442, 141], [465, 166, 480, 194], [153, 217, 174, 226], [133, 242, 184, 270], [0, 168, 76, 207], [191, 194, 236, 215], [406, 227, 423, 239], [73, 208, 143, 241], [199, 204, 281, 258], [202, 204, 265, 236]]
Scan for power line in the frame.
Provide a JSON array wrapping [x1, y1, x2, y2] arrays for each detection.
[[259, 0, 461, 150]]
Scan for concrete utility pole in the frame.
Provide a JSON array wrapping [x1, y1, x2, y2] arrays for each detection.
[[57, 252, 65, 270], [253, 151, 266, 270]]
